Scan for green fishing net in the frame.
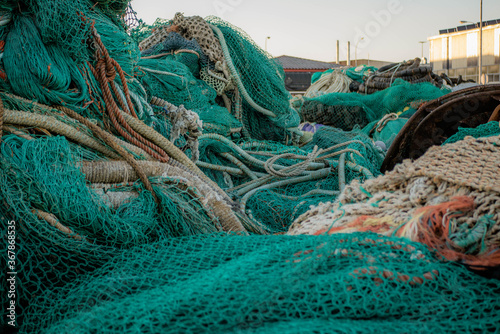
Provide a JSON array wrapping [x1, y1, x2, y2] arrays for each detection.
[[141, 31, 209, 77], [14, 233, 500, 333], [300, 79, 448, 131], [0, 135, 220, 325], [207, 17, 301, 143], [136, 58, 242, 136], [443, 121, 500, 145]]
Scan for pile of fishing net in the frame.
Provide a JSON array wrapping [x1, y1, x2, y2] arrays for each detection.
[[357, 57, 444, 94], [134, 12, 301, 144], [297, 79, 448, 141], [1, 0, 499, 331], [11, 232, 499, 334], [290, 133, 500, 272], [305, 65, 378, 98]]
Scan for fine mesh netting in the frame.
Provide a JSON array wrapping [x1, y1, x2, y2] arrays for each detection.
[[0, 134, 222, 325], [443, 121, 500, 145], [18, 233, 500, 334]]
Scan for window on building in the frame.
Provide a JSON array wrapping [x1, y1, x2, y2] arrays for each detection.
[[467, 32, 478, 57]]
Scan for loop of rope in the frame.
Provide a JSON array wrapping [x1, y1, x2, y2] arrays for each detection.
[[264, 145, 322, 178], [376, 113, 399, 132]]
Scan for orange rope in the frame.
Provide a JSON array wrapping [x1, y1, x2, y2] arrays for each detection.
[[414, 196, 500, 270], [89, 28, 169, 163]]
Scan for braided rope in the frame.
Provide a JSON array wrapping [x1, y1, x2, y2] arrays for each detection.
[[89, 28, 170, 163]]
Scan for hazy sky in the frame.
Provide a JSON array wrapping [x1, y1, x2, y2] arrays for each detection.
[[131, 0, 500, 62]]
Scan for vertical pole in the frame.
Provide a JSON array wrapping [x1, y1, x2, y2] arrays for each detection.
[[336, 40, 340, 64], [347, 41, 351, 66], [479, 0, 483, 83]]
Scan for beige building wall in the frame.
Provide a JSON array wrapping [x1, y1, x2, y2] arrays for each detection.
[[428, 23, 500, 82]]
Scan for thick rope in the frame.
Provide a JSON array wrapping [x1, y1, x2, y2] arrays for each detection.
[[3, 109, 121, 159], [58, 106, 162, 208], [89, 28, 170, 163]]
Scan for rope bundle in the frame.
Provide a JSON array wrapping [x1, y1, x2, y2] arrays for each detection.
[[359, 58, 443, 94], [304, 70, 352, 98]]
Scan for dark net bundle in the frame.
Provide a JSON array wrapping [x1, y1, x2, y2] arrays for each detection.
[[19, 233, 500, 333], [141, 31, 210, 77], [207, 17, 301, 144], [0, 135, 221, 326], [300, 79, 449, 131]]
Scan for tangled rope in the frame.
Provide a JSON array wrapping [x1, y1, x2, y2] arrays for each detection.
[[150, 96, 202, 162], [89, 27, 170, 163], [304, 70, 352, 98]]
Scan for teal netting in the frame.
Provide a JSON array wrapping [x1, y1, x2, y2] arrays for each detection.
[[16, 233, 500, 334], [300, 79, 448, 131], [0, 135, 220, 326], [443, 121, 500, 145], [207, 17, 301, 143], [136, 58, 242, 136]]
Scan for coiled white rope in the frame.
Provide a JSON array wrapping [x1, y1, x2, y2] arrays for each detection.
[[304, 69, 352, 98]]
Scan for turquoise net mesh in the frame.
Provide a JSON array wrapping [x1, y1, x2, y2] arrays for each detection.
[[1, 2, 498, 332]]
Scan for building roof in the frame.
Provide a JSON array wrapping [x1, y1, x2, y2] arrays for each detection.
[[439, 19, 500, 35], [275, 55, 337, 70]]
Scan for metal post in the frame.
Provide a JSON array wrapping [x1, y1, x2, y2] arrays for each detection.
[[265, 36, 270, 52], [479, 0, 483, 84], [336, 40, 340, 64], [347, 41, 351, 66]]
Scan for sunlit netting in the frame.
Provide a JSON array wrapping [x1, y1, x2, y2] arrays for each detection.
[[129, 17, 171, 45], [141, 31, 209, 77], [196, 136, 375, 233], [207, 17, 301, 143], [443, 121, 500, 145], [0, 135, 221, 325], [300, 79, 448, 131], [17, 233, 500, 333]]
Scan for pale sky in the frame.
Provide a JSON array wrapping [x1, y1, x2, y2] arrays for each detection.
[[131, 0, 500, 62]]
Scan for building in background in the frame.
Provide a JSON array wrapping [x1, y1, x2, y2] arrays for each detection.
[[428, 19, 500, 83], [337, 59, 394, 68], [274, 55, 339, 94]]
